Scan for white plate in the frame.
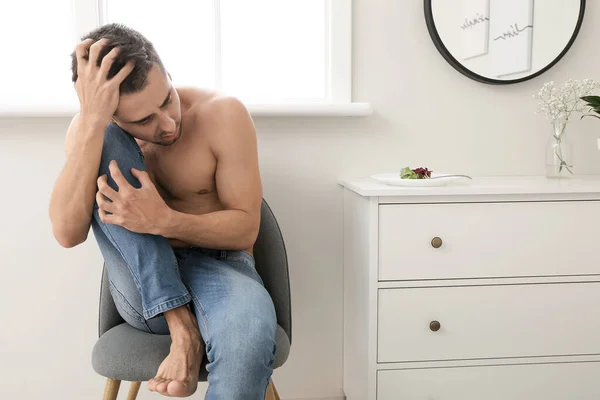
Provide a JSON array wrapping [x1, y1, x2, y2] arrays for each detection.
[[370, 172, 470, 187]]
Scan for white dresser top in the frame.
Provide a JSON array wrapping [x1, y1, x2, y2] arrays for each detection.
[[339, 175, 600, 201]]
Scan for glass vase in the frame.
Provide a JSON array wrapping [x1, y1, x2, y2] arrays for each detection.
[[545, 119, 574, 178]]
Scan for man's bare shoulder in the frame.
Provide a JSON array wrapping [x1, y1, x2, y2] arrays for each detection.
[[178, 87, 254, 142], [206, 96, 255, 148], [206, 95, 252, 125]]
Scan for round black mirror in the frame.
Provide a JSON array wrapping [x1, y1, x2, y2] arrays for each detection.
[[424, 0, 586, 84]]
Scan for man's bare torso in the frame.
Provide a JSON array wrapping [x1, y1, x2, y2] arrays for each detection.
[[134, 88, 234, 250]]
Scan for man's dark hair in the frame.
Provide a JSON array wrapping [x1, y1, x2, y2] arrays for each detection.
[[70, 23, 166, 94]]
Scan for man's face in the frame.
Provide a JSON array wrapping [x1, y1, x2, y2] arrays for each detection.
[[114, 64, 182, 146]]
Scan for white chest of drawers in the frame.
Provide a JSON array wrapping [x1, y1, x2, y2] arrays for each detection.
[[340, 175, 600, 400]]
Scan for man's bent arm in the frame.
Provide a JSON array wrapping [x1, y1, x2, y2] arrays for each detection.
[[161, 208, 259, 250], [49, 115, 106, 248], [50, 39, 136, 248]]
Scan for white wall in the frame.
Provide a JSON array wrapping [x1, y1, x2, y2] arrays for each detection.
[[3, 1, 600, 399]]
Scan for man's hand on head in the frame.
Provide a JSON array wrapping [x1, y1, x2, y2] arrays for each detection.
[[74, 38, 135, 128], [96, 160, 173, 235]]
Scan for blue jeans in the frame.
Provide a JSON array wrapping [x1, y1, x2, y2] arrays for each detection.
[[90, 123, 277, 399]]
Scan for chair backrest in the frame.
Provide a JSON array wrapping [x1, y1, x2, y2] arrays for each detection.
[[99, 199, 292, 344], [253, 199, 292, 344]]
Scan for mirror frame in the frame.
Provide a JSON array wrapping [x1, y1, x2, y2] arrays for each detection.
[[423, 0, 587, 84]]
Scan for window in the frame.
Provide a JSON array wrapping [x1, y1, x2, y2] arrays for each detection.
[[1, 0, 369, 116], [103, 0, 347, 105], [104, 0, 217, 92], [0, 0, 79, 112]]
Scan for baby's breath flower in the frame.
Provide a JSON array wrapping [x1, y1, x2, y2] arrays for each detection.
[[534, 79, 600, 122]]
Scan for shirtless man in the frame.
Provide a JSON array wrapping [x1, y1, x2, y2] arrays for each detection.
[[49, 23, 277, 399]]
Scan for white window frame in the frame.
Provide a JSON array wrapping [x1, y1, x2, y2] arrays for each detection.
[[3, 0, 371, 117]]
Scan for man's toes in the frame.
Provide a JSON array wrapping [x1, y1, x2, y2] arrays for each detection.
[[157, 379, 171, 395], [167, 380, 196, 397], [149, 377, 165, 391]]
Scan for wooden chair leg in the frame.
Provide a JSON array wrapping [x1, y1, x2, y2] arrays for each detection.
[[102, 378, 121, 400], [127, 381, 142, 400], [265, 379, 281, 400]]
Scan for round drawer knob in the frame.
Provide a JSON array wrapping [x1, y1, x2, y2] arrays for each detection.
[[431, 237, 443, 248], [430, 320, 441, 332]]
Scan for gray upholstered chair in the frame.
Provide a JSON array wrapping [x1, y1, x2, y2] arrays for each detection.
[[92, 199, 292, 400]]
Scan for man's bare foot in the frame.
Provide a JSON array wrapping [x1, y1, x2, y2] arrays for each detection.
[[148, 306, 204, 397]]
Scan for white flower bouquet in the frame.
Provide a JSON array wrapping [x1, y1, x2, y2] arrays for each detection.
[[533, 79, 600, 177], [534, 79, 600, 124]]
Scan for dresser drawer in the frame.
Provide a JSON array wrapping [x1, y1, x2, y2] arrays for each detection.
[[378, 201, 600, 281], [378, 363, 600, 400], [378, 282, 600, 363]]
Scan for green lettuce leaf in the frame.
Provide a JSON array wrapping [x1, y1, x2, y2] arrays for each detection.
[[400, 167, 418, 179]]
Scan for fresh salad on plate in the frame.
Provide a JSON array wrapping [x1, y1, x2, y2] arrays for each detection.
[[400, 167, 432, 179], [370, 167, 471, 187]]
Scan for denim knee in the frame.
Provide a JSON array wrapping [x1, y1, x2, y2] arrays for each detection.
[[210, 309, 276, 364], [99, 123, 146, 192], [205, 289, 277, 399]]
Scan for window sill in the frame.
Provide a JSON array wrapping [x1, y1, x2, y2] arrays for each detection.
[[0, 102, 373, 118], [248, 102, 373, 117]]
